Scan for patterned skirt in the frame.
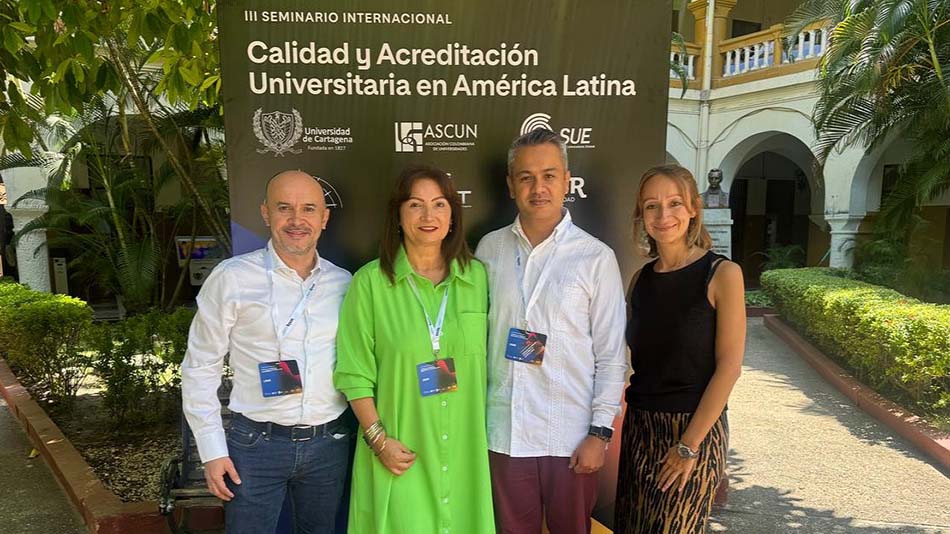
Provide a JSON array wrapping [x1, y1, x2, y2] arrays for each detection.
[[613, 408, 728, 534]]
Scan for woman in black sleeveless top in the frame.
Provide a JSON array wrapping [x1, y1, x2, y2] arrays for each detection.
[[614, 165, 746, 534]]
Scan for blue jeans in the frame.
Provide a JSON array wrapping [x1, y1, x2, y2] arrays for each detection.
[[224, 414, 352, 534]]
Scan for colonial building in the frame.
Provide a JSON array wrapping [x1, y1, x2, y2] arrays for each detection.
[[670, 0, 950, 281]]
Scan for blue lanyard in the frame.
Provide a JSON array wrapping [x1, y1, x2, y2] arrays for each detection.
[[264, 246, 321, 359], [406, 276, 449, 356]]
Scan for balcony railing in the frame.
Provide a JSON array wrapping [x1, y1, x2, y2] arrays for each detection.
[[720, 22, 828, 78], [670, 41, 702, 81]]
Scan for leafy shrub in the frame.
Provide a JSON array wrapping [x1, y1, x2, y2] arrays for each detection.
[[88, 308, 195, 425], [0, 281, 195, 418], [744, 289, 773, 308], [0, 282, 54, 358], [762, 268, 950, 418], [0, 282, 95, 407]]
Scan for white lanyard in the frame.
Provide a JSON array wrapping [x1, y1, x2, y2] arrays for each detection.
[[516, 239, 560, 330], [264, 247, 320, 358], [406, 276, 449, 356]]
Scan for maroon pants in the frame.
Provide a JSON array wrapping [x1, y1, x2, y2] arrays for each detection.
[[489, 451, 599, 534]]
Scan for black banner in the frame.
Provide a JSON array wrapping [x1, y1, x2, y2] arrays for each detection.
[[218, 0, 672, 525]]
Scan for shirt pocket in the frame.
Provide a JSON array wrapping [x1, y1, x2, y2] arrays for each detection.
[[555, 280, 590, 335], [459, 311, 488, 356]]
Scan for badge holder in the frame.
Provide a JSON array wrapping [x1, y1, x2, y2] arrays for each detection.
[[408, 277, 458, 397], [259, 247, 318, 398]]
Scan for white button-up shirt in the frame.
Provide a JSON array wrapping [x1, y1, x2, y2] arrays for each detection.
[[181, 242, 352, 462], [475, 210, 628, 457]]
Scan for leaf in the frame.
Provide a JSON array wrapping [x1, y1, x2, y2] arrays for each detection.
[[74, 33, 94, 60], [53, 59, 72, 84], [179, 60, 202, 86], [199, 74, 219, 91], [9, 22, 35, 33], [1, 115, 34, 159], [71, 61, 85, 83], [2, 28, 25, 55]]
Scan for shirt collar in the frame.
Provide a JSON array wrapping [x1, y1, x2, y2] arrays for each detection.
[[266, 239, 321, 278], [511, 207, 573, 245], [393, 245, 474, 286]]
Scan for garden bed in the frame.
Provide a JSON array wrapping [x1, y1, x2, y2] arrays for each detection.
[[50, 382, 180, 504], [0, 359, 169, 534]]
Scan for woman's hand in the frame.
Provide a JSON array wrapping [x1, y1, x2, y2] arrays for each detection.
[[656, 446, 697, 493], [376, 437, 417, 476]]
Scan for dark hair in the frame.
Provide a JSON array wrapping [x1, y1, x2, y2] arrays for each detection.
[[507, 128, 569, 175], [633, 164, 713, 258], [380, 164, 473, 283]]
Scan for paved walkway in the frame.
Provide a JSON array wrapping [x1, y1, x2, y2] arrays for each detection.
[[709, 318, 950, 533], [0, 397, 85, 534]]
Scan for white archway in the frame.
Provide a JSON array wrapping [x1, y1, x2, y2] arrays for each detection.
[[708, 107, 819, 194]]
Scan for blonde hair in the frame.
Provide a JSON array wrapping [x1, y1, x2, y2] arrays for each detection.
[[634, 164, 713, 258]]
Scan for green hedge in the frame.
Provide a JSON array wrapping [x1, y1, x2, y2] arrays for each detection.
[[762, 268, 950, 416], [0, 281, 194, 419], [0, 281, 94, 405]]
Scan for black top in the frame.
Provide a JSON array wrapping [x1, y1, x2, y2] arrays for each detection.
[[625, 250, 725, 412]]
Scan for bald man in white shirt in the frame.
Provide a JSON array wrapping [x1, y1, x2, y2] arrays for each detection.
[[475, 130, 627, 534], [182, 170, 352, 534]]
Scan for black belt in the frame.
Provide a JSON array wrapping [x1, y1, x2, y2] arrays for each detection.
[[232, 412, 344, 442]]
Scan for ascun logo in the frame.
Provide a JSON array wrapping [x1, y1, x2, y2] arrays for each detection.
[[394, 122, 424, 152], [253, 108, 303, 156], [394, 122, 478, 153], [519, 113, 594, 149]]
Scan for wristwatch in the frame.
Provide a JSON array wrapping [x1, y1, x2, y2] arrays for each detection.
[[676, 441, 699, 459], [588, 425, 613, 443]]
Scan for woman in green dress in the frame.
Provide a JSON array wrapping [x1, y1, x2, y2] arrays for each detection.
[[334, 165, 495, 534]]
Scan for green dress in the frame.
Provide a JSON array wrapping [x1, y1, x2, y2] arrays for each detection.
[[334, 248, 495, 534]]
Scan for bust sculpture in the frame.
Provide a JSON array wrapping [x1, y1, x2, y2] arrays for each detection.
[[701, 168, 729, 208]]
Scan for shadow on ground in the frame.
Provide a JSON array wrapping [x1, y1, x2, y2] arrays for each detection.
[[710, 444, 949, 533], [740, 324, 950, 476]]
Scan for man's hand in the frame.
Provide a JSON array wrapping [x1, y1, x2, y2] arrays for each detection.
[[568, 436, 607, 474], [204, 457, 241, 501]]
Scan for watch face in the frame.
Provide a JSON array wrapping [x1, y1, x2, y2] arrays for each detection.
[[677, 444, 695, 458]]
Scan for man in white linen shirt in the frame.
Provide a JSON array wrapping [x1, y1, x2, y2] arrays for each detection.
[[475, 129, 627, 534], [181, 170, 353, 534]]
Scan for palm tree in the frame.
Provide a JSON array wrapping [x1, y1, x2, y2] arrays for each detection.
[[785, 0, 950, 231]]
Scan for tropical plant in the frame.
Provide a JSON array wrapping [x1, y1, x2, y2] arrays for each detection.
[[671, 32, 691, 97], [0, 0, 230, 250], [1, 96, 227, 311], [785, 0, 950, 231], [852, 226, 950, 303], [753, 244, 806, 271]]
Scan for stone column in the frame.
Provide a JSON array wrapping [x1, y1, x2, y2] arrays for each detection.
[[4, 167, 50, 292], [826, 214, 865, 269], [688, 0, 738, 80]]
